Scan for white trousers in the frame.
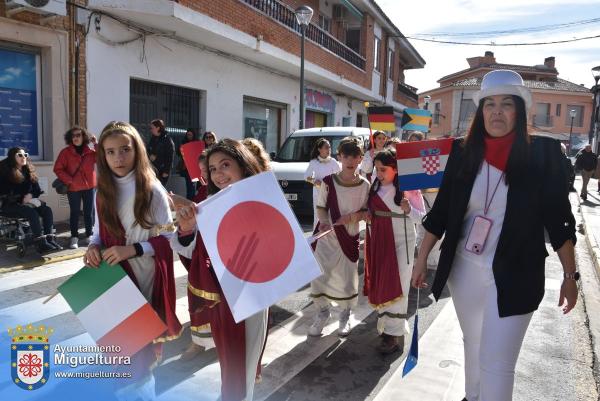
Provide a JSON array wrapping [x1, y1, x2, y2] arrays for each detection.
[[448, 253, 533, 401], [244, 310, 269, 401]]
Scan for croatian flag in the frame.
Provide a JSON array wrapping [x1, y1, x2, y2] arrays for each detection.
[[396, 138, 454, 191]]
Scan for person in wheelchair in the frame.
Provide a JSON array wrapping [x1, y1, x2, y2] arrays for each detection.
[[0, 147, 61, 253]]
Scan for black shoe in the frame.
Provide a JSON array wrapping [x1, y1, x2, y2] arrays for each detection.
[[582, 194, 588, 201], [377, 334, 403, 354], [46, 235, 63, 250], [36, 237, 55, 253]]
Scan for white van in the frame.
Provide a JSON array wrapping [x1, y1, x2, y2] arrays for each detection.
[[270, 127, 371, 216]]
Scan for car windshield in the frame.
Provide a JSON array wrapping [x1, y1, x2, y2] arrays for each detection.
[[276, 135, 364, 162]]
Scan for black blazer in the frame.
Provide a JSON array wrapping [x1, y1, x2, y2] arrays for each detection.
[[423, 135, 576, 317]]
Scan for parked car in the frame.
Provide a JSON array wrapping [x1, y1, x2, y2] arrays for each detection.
[[270, 127, 371, 216]]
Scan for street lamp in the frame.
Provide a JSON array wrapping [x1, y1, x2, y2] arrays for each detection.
[[295, 5, 313, 130], [423, 95, 431, 110], [569, 108, 577, 155], [590, 66, 600, 152], [423, 95, 431, 138]]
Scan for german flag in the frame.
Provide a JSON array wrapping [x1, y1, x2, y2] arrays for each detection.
[[367, 106, 396, 132]]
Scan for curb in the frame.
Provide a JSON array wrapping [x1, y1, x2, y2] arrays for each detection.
[[0, 250, 85, 273], [573, 177, 600, 395], [575, 184, 600, 278]]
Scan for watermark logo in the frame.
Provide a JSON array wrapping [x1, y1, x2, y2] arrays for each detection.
[[9, 324, 53, 391]]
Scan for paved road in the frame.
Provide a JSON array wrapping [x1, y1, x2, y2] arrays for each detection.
[[1, 201, 598, 401]]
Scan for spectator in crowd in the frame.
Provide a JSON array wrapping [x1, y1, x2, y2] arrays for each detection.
[[0, 147, 60, 253], [148, 119, 175, 187], [54, 126, 97, 249], [203, 131, 217, 149], [575, 144, 597, 200], [407, 131, 424, 142]]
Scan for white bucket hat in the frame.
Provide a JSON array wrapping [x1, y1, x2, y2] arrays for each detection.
[[472, 70, 532, 109]]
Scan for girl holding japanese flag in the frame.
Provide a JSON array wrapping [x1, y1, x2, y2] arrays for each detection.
[[364, 148, 425, 354], [309, 137, 370, 337], [170, 139, 268, 401], [83, 121, 181, 399]]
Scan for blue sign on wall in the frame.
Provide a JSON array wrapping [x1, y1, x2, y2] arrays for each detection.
[[0, 48, 39, 158]]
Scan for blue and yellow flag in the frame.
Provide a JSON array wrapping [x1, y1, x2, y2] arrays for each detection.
[[401, 108, 432, 132]]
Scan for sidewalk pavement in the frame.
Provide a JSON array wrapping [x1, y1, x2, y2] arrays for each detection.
[[573, 175, 600, 388], [0, 221, 86, 272]]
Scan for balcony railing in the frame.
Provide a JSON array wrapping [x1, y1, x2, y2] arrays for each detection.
[[533, 114, 553, 127], [397, 82, 418, 102], [241, 0, 366, 70]]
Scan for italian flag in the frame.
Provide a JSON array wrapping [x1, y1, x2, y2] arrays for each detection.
[[58, 262, 166, 356]]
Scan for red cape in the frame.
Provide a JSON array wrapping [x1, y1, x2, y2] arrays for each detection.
[[311, 174, 360, 262], [179, 232, 247, 401], [363, 193, 403, 307]]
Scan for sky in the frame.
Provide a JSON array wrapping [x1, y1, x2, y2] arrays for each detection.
[[375, 0, 600, 94]]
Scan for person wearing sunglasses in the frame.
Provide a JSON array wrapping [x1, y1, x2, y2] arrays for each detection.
[[0, 147, 60, 253], [54, 126, 97, 249]]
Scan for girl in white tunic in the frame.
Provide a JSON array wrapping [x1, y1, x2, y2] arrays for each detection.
[[304, 138, 341, 227], [309, 137, 370, 337], [365, 148, 425, 354], [360, 130, 387, 181], [84, 121, 179, 401]]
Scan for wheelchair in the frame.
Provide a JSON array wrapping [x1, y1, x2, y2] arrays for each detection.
[[0, 195, 34, 258]]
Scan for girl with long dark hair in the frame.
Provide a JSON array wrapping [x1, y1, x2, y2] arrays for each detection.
[[364, 148, 425, 354], [170, 138, 267, 401], [0, 147, 59, 252]]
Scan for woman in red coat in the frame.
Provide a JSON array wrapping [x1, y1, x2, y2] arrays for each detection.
[[53, 126, 97, 249]]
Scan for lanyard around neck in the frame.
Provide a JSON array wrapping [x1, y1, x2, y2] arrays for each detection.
[[484, 163, 505, 216]]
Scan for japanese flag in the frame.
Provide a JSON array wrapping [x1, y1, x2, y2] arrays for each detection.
[[196, 172, 323, 323]]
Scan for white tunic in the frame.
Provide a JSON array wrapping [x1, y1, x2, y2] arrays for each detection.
[[311, 174, 370, 308], [360, 148, 384, 176], [371, 184, 425, 335], [304, 156, 341, 227], [90, 170, 173, 301]]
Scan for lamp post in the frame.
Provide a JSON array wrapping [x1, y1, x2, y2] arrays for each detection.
[[423, 95, 431, 110], [423, 95, 431, 138], [295, 5, 313, 130], [590, 66, 600, 152], [569, 108, 577, 155]]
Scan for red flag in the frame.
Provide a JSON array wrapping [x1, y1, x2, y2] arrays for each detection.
[[180, 141, 205, 182]]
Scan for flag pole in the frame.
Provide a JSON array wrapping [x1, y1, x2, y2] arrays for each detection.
[[403, 210, 409, 265], [43, 291, 58, 304]]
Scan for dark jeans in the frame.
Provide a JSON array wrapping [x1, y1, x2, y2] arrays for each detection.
[[67, 188, 95, 237], [1, 203, 53, 237]]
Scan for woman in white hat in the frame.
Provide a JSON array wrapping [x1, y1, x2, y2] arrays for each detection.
[[412, 70, 578, 401]]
